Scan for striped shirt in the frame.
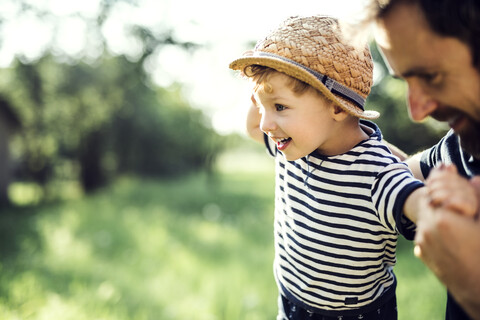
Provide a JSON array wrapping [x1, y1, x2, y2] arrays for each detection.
[[265, 120, 423, 315]]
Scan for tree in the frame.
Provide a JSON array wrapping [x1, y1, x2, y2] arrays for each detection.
[[0, 1, 223, 197], [0, 54, 223, 194], [0, 99, 21, 206]]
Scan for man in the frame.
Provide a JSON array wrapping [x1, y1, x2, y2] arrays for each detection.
[[361, 0, 480, 319]]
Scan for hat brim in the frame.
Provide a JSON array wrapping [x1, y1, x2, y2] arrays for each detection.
[[229, 55, 379, 120]]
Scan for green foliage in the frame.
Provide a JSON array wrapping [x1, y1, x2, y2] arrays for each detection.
[[0, 165, 446, 319], [111, 84, 222, 177], [0, 0, 223, 198], [0, 54, 223, 194]]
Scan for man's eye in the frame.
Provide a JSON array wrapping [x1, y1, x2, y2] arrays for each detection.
[[421, 73, 441, 85], [275, 104, 287, 111]]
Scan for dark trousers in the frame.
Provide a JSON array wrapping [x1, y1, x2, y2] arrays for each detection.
[[279, 295, 397, 320]]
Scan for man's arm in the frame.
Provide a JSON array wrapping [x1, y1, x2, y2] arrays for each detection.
[[384, 140, 408, 161], [405, 152, 425, 181], [383, 141, 425, 181], [414, 203, 480, 320], [386, 140, 480, 318]]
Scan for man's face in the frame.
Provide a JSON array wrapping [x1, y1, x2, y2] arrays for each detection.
[[374, 2, 480, 157]]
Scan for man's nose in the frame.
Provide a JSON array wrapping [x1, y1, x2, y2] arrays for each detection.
[[407, 82, 438, 122]]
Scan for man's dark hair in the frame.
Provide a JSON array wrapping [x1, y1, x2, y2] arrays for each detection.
[[373, 0, 480, 69]]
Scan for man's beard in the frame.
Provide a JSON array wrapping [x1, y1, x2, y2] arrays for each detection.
[[457, 119, 480, 159], [431, 107, 480, 159]]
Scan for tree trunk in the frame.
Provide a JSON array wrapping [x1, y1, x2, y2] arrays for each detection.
[[79, 130, 106, 192], [0, 118, 12, 206]]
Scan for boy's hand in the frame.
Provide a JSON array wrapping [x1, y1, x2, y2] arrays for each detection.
[[246, 94, 264, 143], [426, 164, 479, 218]]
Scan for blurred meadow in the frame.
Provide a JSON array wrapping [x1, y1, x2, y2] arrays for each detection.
[[0, 145, 446, 320], [0, 1, 450, 319]]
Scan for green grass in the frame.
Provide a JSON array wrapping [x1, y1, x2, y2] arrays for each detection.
[[0, 149, 446, 319], [396, 238, 446, 319]]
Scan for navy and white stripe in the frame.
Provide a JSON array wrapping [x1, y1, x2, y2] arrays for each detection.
[[420, 129, 480, 178], [266, 121, 423, 314]]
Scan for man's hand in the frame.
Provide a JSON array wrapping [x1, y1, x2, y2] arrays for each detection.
[[414, 171, 480, 319]]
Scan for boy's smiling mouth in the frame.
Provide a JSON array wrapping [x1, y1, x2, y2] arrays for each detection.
[[273, 137, 292, 151]]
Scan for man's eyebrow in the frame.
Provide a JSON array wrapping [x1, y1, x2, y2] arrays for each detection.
[[400, 70, 417, 79], [396, 67, 435, 80]]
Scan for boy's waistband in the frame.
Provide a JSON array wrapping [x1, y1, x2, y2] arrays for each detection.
[[279, 278, 397, 318]]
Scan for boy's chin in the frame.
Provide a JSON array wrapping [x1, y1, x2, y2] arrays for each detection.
[[281, 151, 308, 162]]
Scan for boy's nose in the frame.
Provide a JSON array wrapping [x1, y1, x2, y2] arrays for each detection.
[[407, 82, 438, 122], [260, 112, 277, 133]]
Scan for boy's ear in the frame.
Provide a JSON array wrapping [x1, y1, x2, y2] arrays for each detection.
[[330, 104, 349, 121]]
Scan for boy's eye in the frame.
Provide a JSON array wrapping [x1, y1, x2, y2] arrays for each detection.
[[275, 104, 287, 111]]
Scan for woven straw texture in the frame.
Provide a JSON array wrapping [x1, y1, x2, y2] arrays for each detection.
[[229, 16, 379, 119]]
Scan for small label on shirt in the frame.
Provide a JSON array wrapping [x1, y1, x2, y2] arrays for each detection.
[[345, 297, 358, 305]]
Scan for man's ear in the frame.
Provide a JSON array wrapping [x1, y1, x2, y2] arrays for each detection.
[[330, 104, 349, 121]]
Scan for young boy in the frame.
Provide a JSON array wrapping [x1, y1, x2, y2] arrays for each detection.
[[229, 15, 425, 319]]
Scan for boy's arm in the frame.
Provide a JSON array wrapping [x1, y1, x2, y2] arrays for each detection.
[[246, 96, 264, 144], [403, 186, 428, 224]]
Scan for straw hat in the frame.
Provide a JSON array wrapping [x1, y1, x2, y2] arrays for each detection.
[[229, 15, 379, 119]]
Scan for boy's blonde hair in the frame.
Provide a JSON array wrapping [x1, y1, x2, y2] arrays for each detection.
[[244, 65, 314, 96]]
